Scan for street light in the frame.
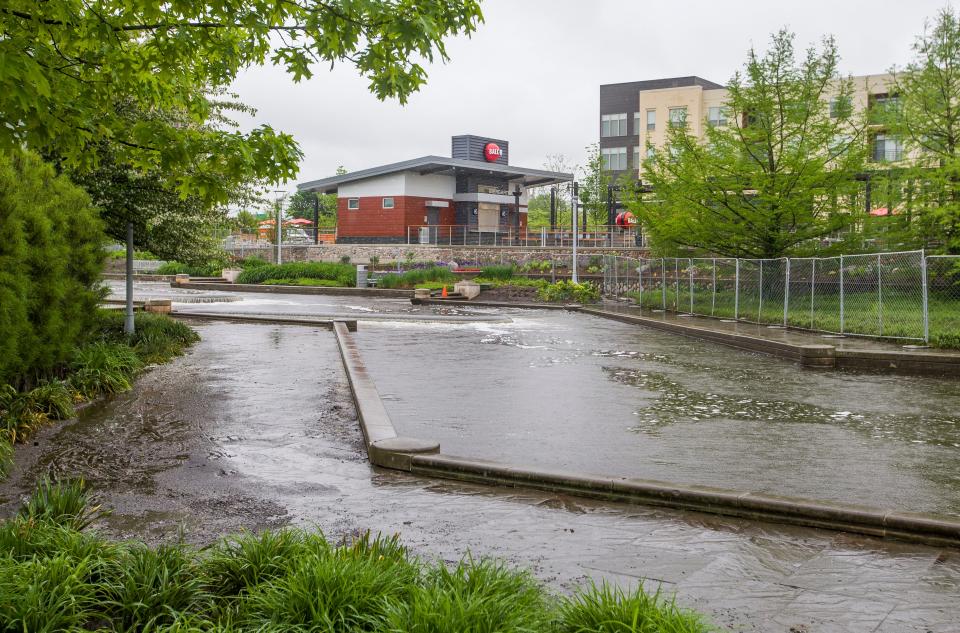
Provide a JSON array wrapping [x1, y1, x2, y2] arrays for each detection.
[[273, 190, 287, 265]]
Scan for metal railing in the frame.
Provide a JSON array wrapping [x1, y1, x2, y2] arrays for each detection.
[[405, 225, 647, 248], [599, 250, 960, 345]]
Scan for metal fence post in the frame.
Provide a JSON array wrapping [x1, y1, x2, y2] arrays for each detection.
[[758, 259, 764, 322], [839, 254, 845, 335], [689, 258, 694, 314], [711, 258, 717, 316], [676, 259, 682, 309], [783, 258, 790, 327], [661, 258, 666, 309], [638, 259, 643, 308], [921, 250, 929, 343], [877, 253, 883, 336], [734, 258, 740, 319], [810, 258, 816, 328]]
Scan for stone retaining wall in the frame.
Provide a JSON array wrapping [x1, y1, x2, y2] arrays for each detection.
[[226, 243, 648, 265]]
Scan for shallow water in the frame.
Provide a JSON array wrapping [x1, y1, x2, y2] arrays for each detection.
[[354, 310, 960, 516]]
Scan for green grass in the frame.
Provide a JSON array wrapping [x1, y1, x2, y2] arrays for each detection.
[[473, 276, 548, 289], [108, 249, 158, 260], [261, 277, 345, 287], [479, 264, 516, 280], [627, 286, 960, 347], [237, 262, 356, 286], [0, 481, 715, 632], [538, 281, 601, 303], [377, 266, 457, 289]]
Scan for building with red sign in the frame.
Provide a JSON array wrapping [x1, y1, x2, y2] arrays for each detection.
[[297, 135, 573, 244]]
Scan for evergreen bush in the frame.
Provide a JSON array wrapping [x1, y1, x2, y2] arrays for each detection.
[[0, 150, 106, 390]]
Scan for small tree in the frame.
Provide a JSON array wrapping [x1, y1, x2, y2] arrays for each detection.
[[631, 30, 867, 258], [579, 144, 612, 226], [885, 7, 960, 253]]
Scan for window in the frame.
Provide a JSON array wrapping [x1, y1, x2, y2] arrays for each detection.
[[869, 93, 900, 124], [347, 198, 359, 210], [601, 147, 627, 171], [668, 107, 687, 127], [646, 109, 656, 131], [633, 112, 641, 135], [646, 147, 656, 159], [633, 147, 640, 168], [382, 197, 395, 209], [707, 106, 727, 127], [601, 113, 627, 137], [829, 96, 851, 119], [872, 134, 903, 162]]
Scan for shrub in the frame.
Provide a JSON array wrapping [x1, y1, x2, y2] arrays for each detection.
[[382, 558, 550, 633], [0, 149, 106, 390], [237, 262, 356, 287], [237, 256, 270, 269], [480, 264, 516, 280], [17, 478, 106, 532], [156, 261, 225, 277], [92, 311, 199, 365], [557, 582, 711, 633], [202, 529, 307, 598], [103, 542, 208, 629], [261, 278, 344, 287], [377, 266, 456, 289], [537, 280, 601, 303], [68, 343, 143, 399]]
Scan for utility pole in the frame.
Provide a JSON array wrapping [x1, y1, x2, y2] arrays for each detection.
[[313, 193, 320, 245]]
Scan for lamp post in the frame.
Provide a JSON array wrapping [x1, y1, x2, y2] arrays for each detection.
[[572, 181, 579, 283], [273, 190, 287, 265]]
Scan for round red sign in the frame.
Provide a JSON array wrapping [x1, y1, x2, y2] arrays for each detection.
[[483, 142, 502, 162]]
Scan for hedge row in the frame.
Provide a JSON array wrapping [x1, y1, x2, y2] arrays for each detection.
[[236, 262, 356, 286]]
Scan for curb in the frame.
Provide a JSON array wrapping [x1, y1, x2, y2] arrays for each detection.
[[172, 312, 357, 330], [579, 307, 960, 375], [173, 282, 411, 298], [331, 324, 960, 547], [332, 321, 439, 469], [411, 297, 577, 310]]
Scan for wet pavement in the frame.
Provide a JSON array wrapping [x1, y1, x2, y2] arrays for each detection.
[[1, 319, 959, 632], [354, 311, 960, 518]]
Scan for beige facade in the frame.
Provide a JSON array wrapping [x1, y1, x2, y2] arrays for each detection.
[[612, 73, 900, 177]]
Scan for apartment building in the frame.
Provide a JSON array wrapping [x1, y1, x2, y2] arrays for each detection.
[[599, 73, 900, 179]]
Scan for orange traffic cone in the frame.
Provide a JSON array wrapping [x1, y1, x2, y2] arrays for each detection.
[[441, 285, 448, 298]]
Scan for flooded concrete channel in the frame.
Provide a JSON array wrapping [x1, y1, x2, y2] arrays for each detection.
[[0, 281, 958, 631]]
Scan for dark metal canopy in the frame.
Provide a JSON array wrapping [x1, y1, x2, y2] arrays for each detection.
[[297, 155, 573, 194]]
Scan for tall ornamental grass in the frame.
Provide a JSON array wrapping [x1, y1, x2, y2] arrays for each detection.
[[0, 481, 715, 632]]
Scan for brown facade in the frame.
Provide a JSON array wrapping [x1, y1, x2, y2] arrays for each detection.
[[337, 195, 455, 240]]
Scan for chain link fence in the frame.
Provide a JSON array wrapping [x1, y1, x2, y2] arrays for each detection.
[[601, 251, 960, 345]]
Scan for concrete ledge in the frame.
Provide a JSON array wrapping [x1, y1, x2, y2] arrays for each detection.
[[411, 297, 578, 311], [332, 321, 439, 467], [407, 453, 960, 548], [581, 307, 960, 375], [172, 312, 356, 330], [174, 281, 411, 298]]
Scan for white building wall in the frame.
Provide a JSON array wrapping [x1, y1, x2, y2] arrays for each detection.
[[338, 173, 408, 197], [404, 173, 456, 198]]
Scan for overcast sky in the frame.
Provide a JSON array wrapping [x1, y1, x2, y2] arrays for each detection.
[[230, 0, 950, 196]]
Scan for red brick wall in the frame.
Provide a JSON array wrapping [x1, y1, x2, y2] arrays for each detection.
[[337, 196, 455, 238]]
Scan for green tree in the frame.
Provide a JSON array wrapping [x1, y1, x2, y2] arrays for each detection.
[[0, 1, 483, 201], [885, 7, 960, 253], [234, 210, 261, 232], [579, 144, 612, 226], [287, 190, 337, 225], [0, 150, 105, 389], [631, 30, 867, 258]]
